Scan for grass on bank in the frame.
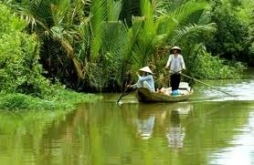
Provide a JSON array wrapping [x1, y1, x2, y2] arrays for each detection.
[[0, 87, 99, 111]]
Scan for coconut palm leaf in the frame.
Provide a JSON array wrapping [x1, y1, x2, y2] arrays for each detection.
[[156, 0, 208, 36], [127, 0, 210, 74], [120, 0, 141, 25], [124, 17, 144, 70], [9, 0, 86, 79], [50, 0, 71, 25], [107, 0, 123, 21], [170, 23, 216, 45], [172, 1, 208, 23], [129, 0, 157, 68], [89, 0, 107, 61]]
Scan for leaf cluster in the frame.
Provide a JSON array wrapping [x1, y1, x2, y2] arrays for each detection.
[[0, 4, 52, 97]]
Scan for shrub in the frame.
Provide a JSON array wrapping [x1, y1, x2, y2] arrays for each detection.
[[0, 4, 98, 110], [186, 44, 246, 79], [0, 4, 52, 97]]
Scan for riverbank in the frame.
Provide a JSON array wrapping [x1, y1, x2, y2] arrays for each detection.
[[0, 87, 98, 111]]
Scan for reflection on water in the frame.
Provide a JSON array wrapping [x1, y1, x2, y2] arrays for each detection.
[[136, 103, 192, 144], [1, 77, 254, 164], [0, 101, 254, 165], [166, 110, 185, 150], [137, 114, 155, 140]]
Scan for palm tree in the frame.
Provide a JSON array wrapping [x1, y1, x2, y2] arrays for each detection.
[[6, 0, 124, 90], [128, 0, 214, 72], [5, 0, 87, 88], [5, 0, 217, 91]]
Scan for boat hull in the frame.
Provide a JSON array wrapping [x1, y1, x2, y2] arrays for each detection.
[[137, 88, 193, 103]]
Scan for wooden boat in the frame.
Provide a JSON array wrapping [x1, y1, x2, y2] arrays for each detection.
[[136, 82, 193, 103]]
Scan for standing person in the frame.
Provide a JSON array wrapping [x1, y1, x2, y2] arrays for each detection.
[[128, 66, 155, 92], [165, 46, 186, 95]]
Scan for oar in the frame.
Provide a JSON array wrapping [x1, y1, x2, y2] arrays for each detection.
[[180, 72, 235, 97], [116, 81, 129, 104], [116, 87, 129, 104]]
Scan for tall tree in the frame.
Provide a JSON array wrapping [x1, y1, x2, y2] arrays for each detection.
[[205, 0, 249, 62]]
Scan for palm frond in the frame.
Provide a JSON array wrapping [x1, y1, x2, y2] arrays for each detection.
[[107, 0, 123, 21], [15, 0, 51, 31], [89, 0, 107, 61], [70, 0, 91, 23], [154, 0, 172, 16], [119, 0, 141, 25], [156, 0, 208, 37], [172, 0, 208, 24], [170, 23, 216, 45], [140, 0, 155, 35], [50, 0, 71, 25]]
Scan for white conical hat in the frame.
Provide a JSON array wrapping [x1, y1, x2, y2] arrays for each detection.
[[139, 66, 153, 74], [170, 46, 181, 51]]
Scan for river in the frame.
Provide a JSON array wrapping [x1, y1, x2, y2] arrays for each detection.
[[0, 73, 254, 165]]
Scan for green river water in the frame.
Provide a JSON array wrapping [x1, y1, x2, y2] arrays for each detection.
[[1, 74, 254, 165]]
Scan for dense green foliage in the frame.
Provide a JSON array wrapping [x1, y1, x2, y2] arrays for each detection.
[[0, 4, 51, 97], [2, 0, 254, 93], [204, 0, 252, 64], [0, 3, 97, 110], [185, 44, 245, 79]]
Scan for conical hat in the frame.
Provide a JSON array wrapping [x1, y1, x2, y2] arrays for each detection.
[[170, 46, 181, 51], [139, 66, 153, 74]]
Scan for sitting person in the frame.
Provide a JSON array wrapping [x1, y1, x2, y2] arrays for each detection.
[[128, 66, 155, 92]]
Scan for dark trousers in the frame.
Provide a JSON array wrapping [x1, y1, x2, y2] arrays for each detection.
[[170, 74, 181, 91]]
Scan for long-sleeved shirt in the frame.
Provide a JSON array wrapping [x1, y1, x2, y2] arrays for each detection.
[[131, 75, 155, 92], [166, 54, 186, 73]]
